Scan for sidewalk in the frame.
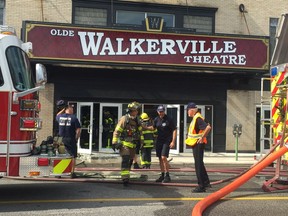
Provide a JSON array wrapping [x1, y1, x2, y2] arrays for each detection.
[[78, 151, 259, 168]]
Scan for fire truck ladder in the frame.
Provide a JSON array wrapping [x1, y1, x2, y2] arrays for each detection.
[[262, 82, 288, 192]]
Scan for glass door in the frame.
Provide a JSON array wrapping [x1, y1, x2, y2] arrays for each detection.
[[77, 102, 94, 154], [167, 105, 180, 154], [99, 103, 122, 152], [261, 105, 271, 154]]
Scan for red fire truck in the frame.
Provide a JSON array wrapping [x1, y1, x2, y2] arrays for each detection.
[[0, 25, 73, 178]]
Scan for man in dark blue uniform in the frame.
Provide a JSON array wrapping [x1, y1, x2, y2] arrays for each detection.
[[56, 100, 81, 178], [149, 105, 177, 183]]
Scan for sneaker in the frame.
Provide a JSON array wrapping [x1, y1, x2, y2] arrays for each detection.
[[155, 175, 165, 182], [204, 183, 212, 188], [162, 175, 171, 183], [192, 186, 206, 193]]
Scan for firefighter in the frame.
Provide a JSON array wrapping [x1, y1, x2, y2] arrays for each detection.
[[112, 101, 143, 186], [140, 113, 157, 169], [102, 110, 115, 148]]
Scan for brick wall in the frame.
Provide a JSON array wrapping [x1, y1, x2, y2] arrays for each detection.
[[37, 83, 54, 145], [226, 89, 270, 152], [5, 0, 71, 36], [4, 0, 288, 37]]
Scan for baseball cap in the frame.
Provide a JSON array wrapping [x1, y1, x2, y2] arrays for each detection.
[[187, 102, 197, 109], [56, 100, 66, 107], [157, 105, 165, 112]]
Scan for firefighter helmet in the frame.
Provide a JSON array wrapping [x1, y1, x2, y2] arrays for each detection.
[[127, 101, 141, 111], [140, 113, 149, 121]]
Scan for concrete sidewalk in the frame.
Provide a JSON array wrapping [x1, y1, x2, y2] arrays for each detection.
[[78, 152, 260, 167]]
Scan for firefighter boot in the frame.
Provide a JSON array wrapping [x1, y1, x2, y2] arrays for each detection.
[[123, 178, 129, 187], [133, 162, 141, 169]]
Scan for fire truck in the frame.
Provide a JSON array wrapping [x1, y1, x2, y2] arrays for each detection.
[[261, 13, 288, 191], [0, 25, 73, 178]]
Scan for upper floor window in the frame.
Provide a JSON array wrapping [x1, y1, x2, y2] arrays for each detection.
[[116, 10, 175, 27], [270, 17, 279, 60], [183, 15, 213, 33], [0, 0, 5, 25], [74, 7, 107, 26], [72, 1, 216, 34]]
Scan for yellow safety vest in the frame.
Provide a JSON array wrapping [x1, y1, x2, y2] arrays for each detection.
[[185, 112, 207, 146]]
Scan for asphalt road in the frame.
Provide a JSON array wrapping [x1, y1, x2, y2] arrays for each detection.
[[0, 166, 288, 216]]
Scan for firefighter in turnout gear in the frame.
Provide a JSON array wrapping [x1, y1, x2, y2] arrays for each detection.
[[112, 101, 143, 186], [102, 110, 115, 148], [140, 113, 157, 169]]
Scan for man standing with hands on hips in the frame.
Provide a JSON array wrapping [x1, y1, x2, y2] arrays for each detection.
[[148, 105, 177, 183], [185, 102, 211, 193]]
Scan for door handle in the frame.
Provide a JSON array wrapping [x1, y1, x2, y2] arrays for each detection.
[[88, 124, 92, 133]]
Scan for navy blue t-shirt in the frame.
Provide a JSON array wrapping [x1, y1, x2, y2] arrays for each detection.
[[153, 115, 176, 143], [56, 113, 81, 138]]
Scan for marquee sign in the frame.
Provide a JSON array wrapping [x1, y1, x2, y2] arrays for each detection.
[[23, 22, 269, 70]]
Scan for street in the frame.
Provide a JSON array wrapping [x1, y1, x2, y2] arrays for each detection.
[[0, 166, 288, 216]]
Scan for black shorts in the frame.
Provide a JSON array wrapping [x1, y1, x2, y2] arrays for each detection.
[[62, 137, 78, 158], [156, 142, 170, 158]]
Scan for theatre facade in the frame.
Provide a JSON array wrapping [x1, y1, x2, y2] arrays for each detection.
[[15, 1, 273, 155]]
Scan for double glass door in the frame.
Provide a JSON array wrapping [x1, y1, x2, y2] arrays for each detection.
[[77, 102, 122, 154], [76, 102, 211, 155]]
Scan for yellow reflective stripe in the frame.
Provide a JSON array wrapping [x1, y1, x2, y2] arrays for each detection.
[[122, 141, 136, 148], [143, 144, 154, 148], [188, 134, 202, 139], [112, 137, 118, 142], [141, 161, 151, 165], [142, 131, 156, 135], [53, 159, 72, 174], [121, 170, 130, 176], [116, 125, 123, 132]]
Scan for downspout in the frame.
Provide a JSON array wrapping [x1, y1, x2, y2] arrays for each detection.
[[40, 0, 44, 21]]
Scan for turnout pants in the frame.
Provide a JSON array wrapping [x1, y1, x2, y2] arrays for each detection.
[[141, 147, 153, 168], [120, 145, 136, 180]]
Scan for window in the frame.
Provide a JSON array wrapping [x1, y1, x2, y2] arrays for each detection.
[[72, 1, 216, 33], [6, 46, 35, 91], [270, 18, 279, 60], [116, 10, 175, 27], [183, 15, 213, 33], [0, 0, 4, 25], [74, 7, 107, 26]]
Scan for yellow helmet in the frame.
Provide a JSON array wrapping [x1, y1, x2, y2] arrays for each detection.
[[127, 101, 141, 111], [140, 112, 149, 121]]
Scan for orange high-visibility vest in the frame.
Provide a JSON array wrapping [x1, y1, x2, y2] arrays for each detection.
[[185, 112, 207, 146]]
